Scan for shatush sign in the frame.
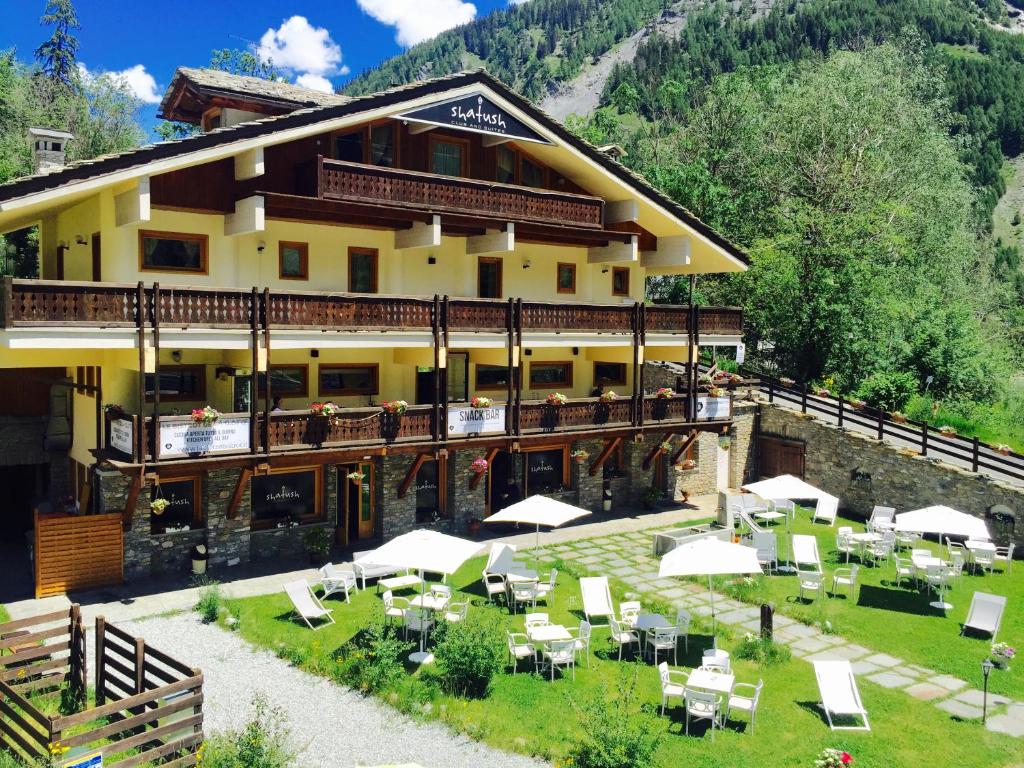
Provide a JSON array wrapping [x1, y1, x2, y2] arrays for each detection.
[[398, 93, 550, 144], [447, 405, 506, 436]]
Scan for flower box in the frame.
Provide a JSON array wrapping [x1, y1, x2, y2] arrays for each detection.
[[814, 748, 853, 767], [993, 443, 1012, 456], [890, 411, 907, 424], [309, 401, 339, 417], [599, 390, 618, 403], [570, 450, 589, 463], [655, 387, 675, 399], [382, 400, 408, 415], [992, 642, 1015, 668], [815, 388, 831, 398], [191, 405, 219, 426], [675, 459, 696, 471], [938, 425, 957, 436], [849, 399, 866, 410], [346, 471, 366, 485], [470, 457, 489, 474], [470, 395, 492, 408], [545, 392, 568, 406]]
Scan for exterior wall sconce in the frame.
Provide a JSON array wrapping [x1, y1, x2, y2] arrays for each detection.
[[75, 234, 87, 245], [427, 255, 437, 264], [170, 350, 183, 363], [257, 241, 266, 253], [522, 257, 531, 269]]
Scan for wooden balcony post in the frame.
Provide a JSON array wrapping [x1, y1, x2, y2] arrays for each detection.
[[440, 296, 450, 444], [95, 615, 105, 706], [514, 298, 524, 436], [1, 275, 12, 328], [432, 295, 441, 442], [506, 297, 515, 436], [152, 282, 161, 464], [877, 409, 884, 441], [972, 436, 980, 472], [136, 282, 146, 463], [767, 376, 774, 404], [263, 287, 271, 451], [250, 288, 260, 454], [837, 393, 843, 429]]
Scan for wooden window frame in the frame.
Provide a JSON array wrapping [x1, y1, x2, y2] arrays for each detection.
[[522, 443, 571, 493], [278, 241, 309, 280], [318, 363, 380, 397], [150, 474, 203, 534], [529, 361, 573, 389], [146, 364, 206, 402], [474, 364, 514, 391], [593, 361, 627, 387], [139, 230, 209, 274], [520, 154, 548, 189], [604, 441, 627, 478], [332, 121, 398, 166], [429, 133, 470, 177], [259, 364, 309, 399], [415, 455, 449, 523], [348, 246, 379, 293], [495, 144, 519, 185], [556, 262, 577, 294], [612, 266, 630, 297], [201, 108, 223, 132], [250, 465, 324, 530], [477, 256, 503, 299]]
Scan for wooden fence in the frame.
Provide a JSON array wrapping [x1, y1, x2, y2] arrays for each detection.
[[0, 607, 203, 767], [34, 511, 123, 599]]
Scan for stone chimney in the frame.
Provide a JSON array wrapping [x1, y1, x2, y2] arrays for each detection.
[[28, 127, 74, 174]]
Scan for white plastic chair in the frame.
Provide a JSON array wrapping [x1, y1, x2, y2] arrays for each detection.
[[569, 620, 593, 667], [867, 505, 895, 532], [443, 601, 468, 624], [831, 565, 859, 600], [318, 563, 357, 603], [813, 660, 870, 730], [543, 639, 576, 681], [619, 600, 642, 628], [895, 529, 918, 550], [675, 608, 691, 653], [812, 496, 839, 526], [685, 688, 723, 739], [994, 543, 1014, 574], [510, 581, 538, 614], [506, 630, 534, 673], [284, 580, 335, 630], [382, 589, 410, 625], [961, 592, 1007, 640], [429, 583, 452, 602], [924, 564, 950, 609], [648, 625, 679, 666], [403, 608, 433, 642], [835, 531, 857, 564], [608, 617, 639, 660], [534, 568, 558, 606], [799, 571, 824, 602], [482, 571, 507, 604], [972, 549, 995, 575], [658, 661, 687, 715], [893, 556, 915, 589], [727, 679, 764, 734], [753, 531, 777, 574], [524, 612, 550, 631]]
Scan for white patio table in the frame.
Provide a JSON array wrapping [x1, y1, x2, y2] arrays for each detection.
[[687, 667, 735, 696], [409, 594, 450, 612], [633, 613, 672, 655]]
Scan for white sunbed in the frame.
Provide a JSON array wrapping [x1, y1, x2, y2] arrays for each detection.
[[812, 495, 839, 526], [961, 592, 1007, 641], [814, 660, 870, 731], [486, 542, 529, 575], [352, 549, 401, 591], [792, 534, 822, 573], [581, 576, 614, 627], [284, 580, 335, 630]]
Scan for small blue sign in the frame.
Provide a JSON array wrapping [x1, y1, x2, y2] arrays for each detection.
[[63, 751, 102, 768]]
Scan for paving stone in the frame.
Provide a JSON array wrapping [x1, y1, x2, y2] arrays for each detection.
[[578, 547, 605, 556], [892, 665, 924, 678], [906, 665, 936, 678], [905, 683, 950, 701], [792, 637, 832, 653], [817, 634, 847, 646], [851, 660, 882, 676], [986, 713, 1024, 737], [803, 650, 852, 663], [691, 605, 713, 616], [611, 566, 636, 578], [652, 579, 678, 590], [718, 609, 755, 625], [783, 623, 821, 639], [660, 587, 688, 599], [867, 671, 917, 689], [841, 644, 872, 658], [937, 699, 984, 720], [620, 575, 645, 586], [863, 653, 902, 668], [821, 645, 871, 661], [741, 620, 762, 632], [928, 675, 967, 692], [606, 558, 631, 568], [577, 555, 602, 564], [772, 615, 795, 627], [955, 689, 1011, 707]]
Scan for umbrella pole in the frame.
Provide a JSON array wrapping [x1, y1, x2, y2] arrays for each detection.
[[409, 569, 434, 665], [708, 574, 717, 647], [536, 523, 541, 571]]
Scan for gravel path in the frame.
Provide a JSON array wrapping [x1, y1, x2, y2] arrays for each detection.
[[118, 614, 547, 768]]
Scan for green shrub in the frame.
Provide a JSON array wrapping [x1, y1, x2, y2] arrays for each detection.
[[339, 623, 411, 694], [200, 693, 293, 768], [856, 371, 919, 412], [432, 613, 506, 697], [723, 575, 768, 604], [567, 667, 662, 768], [734, 632, 792, 667], [194, 581, 222, 624]]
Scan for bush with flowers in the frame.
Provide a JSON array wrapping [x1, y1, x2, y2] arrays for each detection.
[[991, 642, 1016, 667], [546, 392, 568, 406], [814, 748, 853, 768], [566, 668, 661, 768], [191, 405, 219, 425], [470, 395, 492, 408], [338, 622, 411, 694]]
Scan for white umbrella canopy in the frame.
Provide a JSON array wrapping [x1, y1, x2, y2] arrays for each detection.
[[484, 495, 592, 558], [894, 506, 991, 542], [742, 474, 830, 501], [659, 538, 763, 636]]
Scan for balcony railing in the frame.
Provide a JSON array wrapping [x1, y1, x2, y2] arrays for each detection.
[[0, 279, 743, 337], [318, 158, 605, 228]]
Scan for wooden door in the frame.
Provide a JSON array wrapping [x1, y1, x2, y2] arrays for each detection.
[[758, 435, 806, 479], [91, 232, 101, 281], [342, 462, 376, 541]]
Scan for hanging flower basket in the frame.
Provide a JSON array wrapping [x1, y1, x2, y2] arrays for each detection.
[[191, 405, 219, 426], [570, 449, 589, 463], [890, 411, 907, 424], [659, 441, 674, 452], [150, 498, 169, 515], [310, 401, 339, 417], [599, 390, 618, 403], [347, 471, 366, 485], [993, 443, 1012, 456], [470, 395, 493, 409], [545, 392, 568, 406], [470, 457, 489, 474], [382, 400, 408, 415], [938, 425, 957, 437], [655, 387, 675, 399], [780, 377, 795, 387]]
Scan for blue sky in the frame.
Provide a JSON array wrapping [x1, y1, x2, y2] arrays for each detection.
[[1, 0, 515, 127]]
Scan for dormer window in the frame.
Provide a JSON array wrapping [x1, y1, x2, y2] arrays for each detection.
[[201, 108, 223, 132]]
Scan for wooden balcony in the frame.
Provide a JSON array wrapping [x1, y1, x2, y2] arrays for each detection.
[[0, 279, 743, 337], [318, 158, 605, 229]]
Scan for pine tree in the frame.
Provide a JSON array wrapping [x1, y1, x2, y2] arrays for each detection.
[[34, 0, 80, 88]]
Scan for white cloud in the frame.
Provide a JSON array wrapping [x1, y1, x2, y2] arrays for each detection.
[[295, 73, 334, 93], [508, 0, 530, 5], [257, 16, 342, 76], [77, 62, 162, 104], [356, 0, 477, 47]]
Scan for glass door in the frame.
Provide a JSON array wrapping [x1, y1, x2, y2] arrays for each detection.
[[342, 462, 376, 542]]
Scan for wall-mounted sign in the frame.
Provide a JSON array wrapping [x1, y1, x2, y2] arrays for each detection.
[[63, 751, 102, 768], [109, 419, 133, 456], [159, 418, 250, 458], [398, 92, 551, 144], [696, 396, 731, 420], [251, 469, 318, 522], [447, 406, 506, 436]]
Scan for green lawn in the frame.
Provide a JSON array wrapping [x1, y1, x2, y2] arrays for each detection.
[[224, 531, 1020, 768]]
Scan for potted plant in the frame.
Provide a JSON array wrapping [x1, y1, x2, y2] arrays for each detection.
[[302, 527, 332, 565], [382, 399, 408, 415], [814, 747, 853, 767], [190, 544, 208, 575], [470, 395, 492, 408], [675, 458, 696, 471], [570, 449, 589, 463], [890, 411, 907, 424], [310, 401, 339, 417], [655, 387, 675, 399], [545, 392, 568, 406], [599, 390, 618, 403], [467, 517, 482, 536], [849, 398, 866, 410], [993, 443, 1012, 456], [191, 405, 219, 426], [708, 386, 725, 398], [641, 485, 663, 510], [815, 387, 831, 397], [938, 425, 957, 437], [991, 642, 1016, 670], [347, 470, 366, 485], [150, 497, 169, 515], [660, 440, 673, 453], [470, 457, 489, 474]]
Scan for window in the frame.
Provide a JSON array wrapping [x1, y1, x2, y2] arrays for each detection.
[[475, 364, 512, 390], [369, 124, 395, 167], [496, 145, 517, 184], [279, 242, 308, 280], [139, 231, 208, 273], [349, 247, 378, 293], [251, 467, 323, 528], [431, 136, 467, 176], [150, 476, 201, 535], [603, 442, 626, 479], [145, 365, 205, 401], [530, 361, 573, 388], [258, 365, 309, 398], [335, 130, 364, 162], [612, 266, 630, 296], [478, 257, 502, 298], [556, 263, 576, 294], [594, 362, 627, 387], [521, 156, 545, 188], [415, 458, 448, 523], [318, 364, 379, 396], [525, 446, 568, 495]]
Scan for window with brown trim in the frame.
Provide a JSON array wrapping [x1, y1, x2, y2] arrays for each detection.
[[369, 123, 395, 167], [139, 230, 208, 273], [524, 444, 569, 494], [495, 145, 517, 184], [475, 364, 513, 391], [415, 456, 448, 523], [603, 442, 626, 479], [594, 362, 627, 387], [150, 475, 202, 535], [478, 257, 502, 298], [556, 262, 576, 294], [520, 156, 546, 188], [258, 365, 309, 398], [333, 122, 396, 167], [349, 247, 378, 293], [612, 266, 630, 296], [318, 364, 379, 396], [430, 135, 469, 176], [279, 241, 308, 280], [145, 365, 206, 401], [529, 361, 573, 389], [250, 466, 324, 529]]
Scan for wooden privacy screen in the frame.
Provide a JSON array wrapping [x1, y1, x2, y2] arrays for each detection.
[[758, 434, 806, 480], [35, 511, 123, 598]]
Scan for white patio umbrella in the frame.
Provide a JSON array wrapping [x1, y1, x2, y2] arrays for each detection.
[[366, 530, 484, 664], [742, 474, 830, 573], [483, 495, 591, 563], [659, 537, 763, 637], [894, 505, 991, 543]]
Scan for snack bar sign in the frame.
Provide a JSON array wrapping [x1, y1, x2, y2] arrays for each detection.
[[398, 93, 550, 144]]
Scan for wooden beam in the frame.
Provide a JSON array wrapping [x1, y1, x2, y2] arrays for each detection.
[[114, 177, 150, 227], [642, 432, 675, 471], [605, 199, 639, 224], [670, 430, 698, 465], [470, 446, 500, 490], [588, 234, 638, 264], [466, 223, 514, 255], [398, 453, 431, 499], [641, 235, 691, 270], [122, 472, 143, 528], [481, 134, 511, 147], [407, 122, 435, 135], [224, 195, 265, 236], [588, 436, 622, 476], [226, 467, 253, 520], [395, 214, 441, 250], [234, 147, 265, 181]]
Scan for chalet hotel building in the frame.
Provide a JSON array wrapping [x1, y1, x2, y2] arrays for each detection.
[[0, 69, 748, 597]]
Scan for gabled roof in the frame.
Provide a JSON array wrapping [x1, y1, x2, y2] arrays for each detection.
[[0, 69, 749, 266]]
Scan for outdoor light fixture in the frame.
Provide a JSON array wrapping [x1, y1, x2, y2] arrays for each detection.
[[982, 658, 995, 724], [75, 234, 87, 245], [257, 241, 266, 253], [601, 266, 609, 274], [427, 255, 437, 265], [310, 349, 319, 358], [170, 350, 183, 363]]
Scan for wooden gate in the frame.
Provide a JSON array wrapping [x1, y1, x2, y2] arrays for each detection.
[[35, 511, 123, 598], [758, 435, 806, 479]]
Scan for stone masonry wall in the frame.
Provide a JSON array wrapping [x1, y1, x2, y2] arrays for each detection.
[[758, 405, 1024, 549], [381, 453, 421, 539]]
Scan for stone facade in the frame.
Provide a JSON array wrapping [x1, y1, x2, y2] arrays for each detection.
[[758, 405, 1024, 549], [381, 453, 424, 539]]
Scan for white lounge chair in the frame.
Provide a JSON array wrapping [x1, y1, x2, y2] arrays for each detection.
[[284, 580, 335, 630], [581, 576, 615, 627], [812, 495, 839, 526], [813, 660, 870, 731], [961, 592, 1007, 641], [318, 563, 357, 603], [352, 549, 400, 591], [792, 534, 822, 573]]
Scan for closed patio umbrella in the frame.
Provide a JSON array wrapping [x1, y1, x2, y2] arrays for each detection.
[[659, 537, 763, 637], [894, 506, 991, 543], [483, 495, 592, 562], [367, 530, 483, 664]]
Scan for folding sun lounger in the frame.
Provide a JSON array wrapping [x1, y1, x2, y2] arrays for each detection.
[[961, 591, 1007, 641], [792, 534, 822, 572], [814, 660, 870, 731], [284, 580, 335, 630], [580, 576, 614, 627]]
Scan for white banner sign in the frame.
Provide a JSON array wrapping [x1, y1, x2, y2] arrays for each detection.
[[159, 417, 251, 458], [696, 396, 731, 420], [447, 406, 506, 436], [109, 419, 134, 456]]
